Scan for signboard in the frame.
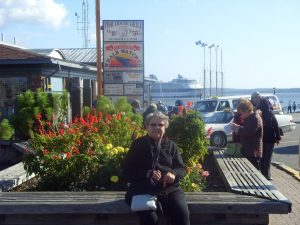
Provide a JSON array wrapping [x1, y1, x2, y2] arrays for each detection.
[[103, 20, 144, 42], [103, 42, 143, 71], [102, 20, 144, 107], [104, 84, 123, 96], [104, 71, 143, 83], [124, 83, 144, 95]]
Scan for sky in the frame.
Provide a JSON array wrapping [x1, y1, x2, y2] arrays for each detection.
[[0, 0, 300, 89]]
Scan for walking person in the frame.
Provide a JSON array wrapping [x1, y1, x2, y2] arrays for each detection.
[[123, 111, 190, 225], [287, 100, 292, 113], [259, 98, 281, 180], [292, 101, 297, 113]]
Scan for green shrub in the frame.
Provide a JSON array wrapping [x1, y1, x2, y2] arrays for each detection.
[[167, 110, 209, 191], [0, 119, 14, 140], [11, 89, 68, 140], [167, 110, 208, 164]]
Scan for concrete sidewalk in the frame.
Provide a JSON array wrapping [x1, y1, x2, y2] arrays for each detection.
[[269, 165, 300, 225]]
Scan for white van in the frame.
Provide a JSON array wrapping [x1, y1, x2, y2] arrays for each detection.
[[194, 94, 283, 116]]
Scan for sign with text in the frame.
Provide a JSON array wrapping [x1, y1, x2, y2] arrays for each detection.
[[102, 20, 144, 106], [103, 20, 144, 42], [104, 71, 143, 83], [104, 84, 123, 96], [124, 83, 144, 95], [103, 42, 143, 71]]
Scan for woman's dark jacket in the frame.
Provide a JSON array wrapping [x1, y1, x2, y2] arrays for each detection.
[[258, 98, 281, 143], [238, 112, 263, 158], [122, 135, 186, 202]]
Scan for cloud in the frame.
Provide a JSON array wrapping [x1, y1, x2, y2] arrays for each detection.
[[0, 0, 68, 29]]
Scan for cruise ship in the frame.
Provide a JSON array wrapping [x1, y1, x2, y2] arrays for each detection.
[[150, 74, 203, 106]]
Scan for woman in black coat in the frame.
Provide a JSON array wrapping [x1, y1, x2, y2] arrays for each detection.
[[259, 98, 281, 180], [123, 111, 190, 225]]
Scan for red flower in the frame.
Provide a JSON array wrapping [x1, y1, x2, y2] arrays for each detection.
[[58, 129, 64, 136], [53, 155, 59, 160], [80, 117, 85, 125], [72, 147, 80, 154], [116, 113, 121, 120], [43, 149, 49, 155], [66, 152, 72, 159]]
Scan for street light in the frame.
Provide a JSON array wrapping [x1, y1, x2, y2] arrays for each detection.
[[220, 48, 223, 96], [215, 45, 219, 96], [208, 44, 215, 98], [196, 40, 207, 99]]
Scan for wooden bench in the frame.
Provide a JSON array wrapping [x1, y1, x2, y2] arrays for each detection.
[[0, 191, 292, 225], [0, 147, 292, 225], [211, 148, 292, 209]]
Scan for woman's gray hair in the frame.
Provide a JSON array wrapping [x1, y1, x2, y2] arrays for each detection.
[[145, 111, 169, 128]]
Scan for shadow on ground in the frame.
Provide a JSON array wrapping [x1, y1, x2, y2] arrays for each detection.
[[274, 145, 299, 155]]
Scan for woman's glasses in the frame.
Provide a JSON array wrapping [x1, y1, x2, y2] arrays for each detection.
[[149, 123, 165, 128]]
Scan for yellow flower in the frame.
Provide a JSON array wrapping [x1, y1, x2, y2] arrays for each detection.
[[116, 146, 124, 153], [110, 175, 119, 183], [105, 143, 113, 151], [191, 183, 197, 188]]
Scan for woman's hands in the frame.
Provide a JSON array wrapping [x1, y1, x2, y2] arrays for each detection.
[[231, 122, 241, 133], [162, 172, 176, 185], [148, 170, 176, 186]]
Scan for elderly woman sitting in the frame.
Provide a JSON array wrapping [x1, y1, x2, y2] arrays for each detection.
[[123, 111, 190, 225]]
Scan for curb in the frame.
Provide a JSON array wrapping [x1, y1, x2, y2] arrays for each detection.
[[272, 161, 300, 182]]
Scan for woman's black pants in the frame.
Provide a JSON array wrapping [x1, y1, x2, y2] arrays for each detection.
[[135, 188, 190, 225]]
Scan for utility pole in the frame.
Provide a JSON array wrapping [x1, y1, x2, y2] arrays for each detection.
[[95, 0, 103, 96]]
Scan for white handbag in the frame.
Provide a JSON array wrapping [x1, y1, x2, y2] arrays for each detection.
[[131, 194, 157, 211]]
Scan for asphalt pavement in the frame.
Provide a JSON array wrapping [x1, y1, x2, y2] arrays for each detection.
[[273, 112, 300, 171]]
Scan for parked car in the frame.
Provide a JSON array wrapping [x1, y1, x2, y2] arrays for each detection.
[[203, 111, 234, 147], [195, 94, 296, 135]]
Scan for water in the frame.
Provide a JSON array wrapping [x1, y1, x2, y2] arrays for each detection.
[[222, 89, 300, 110]]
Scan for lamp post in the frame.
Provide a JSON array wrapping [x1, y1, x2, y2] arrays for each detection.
[[196, 40, 207, 99], [221, 48, 223, 96], [208, 44, 215, 98], [215, 45, 219, 96]]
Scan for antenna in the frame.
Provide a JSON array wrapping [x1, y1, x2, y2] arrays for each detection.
[[75, 0, 90, 48]]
